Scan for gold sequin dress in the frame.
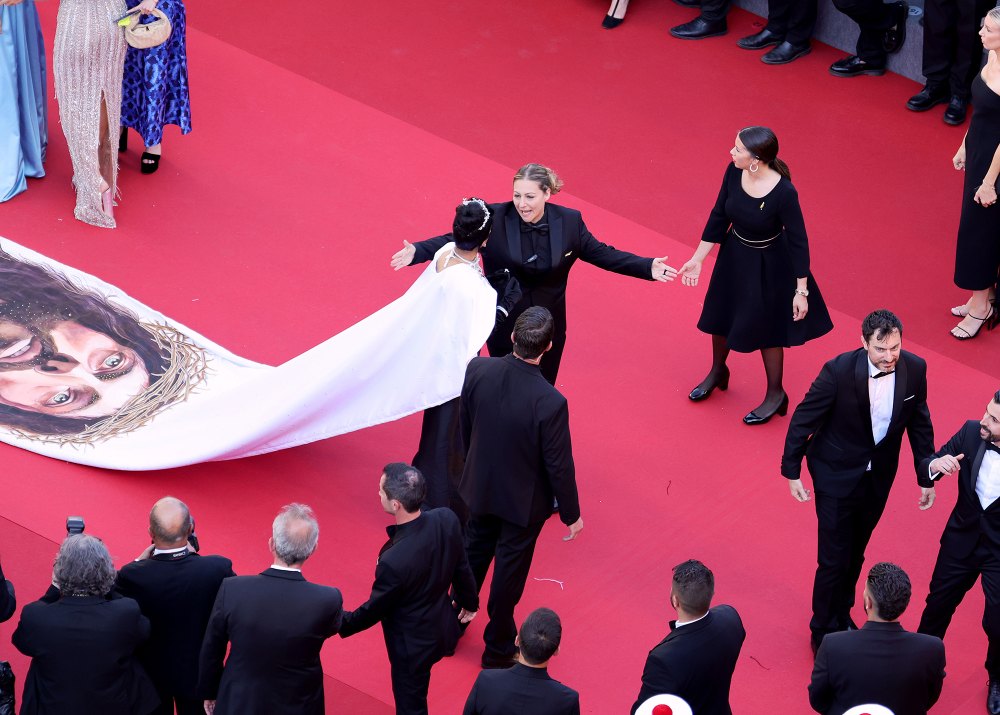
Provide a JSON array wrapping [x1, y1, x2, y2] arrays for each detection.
[[53, 0, 126, 228]]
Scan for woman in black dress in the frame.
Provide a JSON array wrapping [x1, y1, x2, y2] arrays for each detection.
[[949, 7, 1000, 340], [679, 127, 833, 424]]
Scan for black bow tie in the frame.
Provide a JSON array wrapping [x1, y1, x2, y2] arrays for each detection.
[[871, 371, 893, 380], [521, 221, 549, 236]]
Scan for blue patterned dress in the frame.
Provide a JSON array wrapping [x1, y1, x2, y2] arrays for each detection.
[[120, 0, 190, 147]]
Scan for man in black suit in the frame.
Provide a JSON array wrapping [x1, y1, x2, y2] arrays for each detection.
[[917, 390, 1000, 715], [460, 307, 583, 667], [828, 0, 909, 77], [463, 607, 579, 715], [809, 562, 946, 714], [339, 463, 479, 715], [782, 309, 936, 654], [116, 496, 235, 715], [390, 165, 673, 384], [631, 560, 745, 715], [199, 503, 343, 715]]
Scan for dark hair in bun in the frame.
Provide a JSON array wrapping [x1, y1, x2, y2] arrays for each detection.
[[453, 198, 493, 250]]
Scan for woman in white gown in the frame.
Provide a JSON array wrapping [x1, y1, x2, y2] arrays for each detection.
[[0, 199, 505, 469]]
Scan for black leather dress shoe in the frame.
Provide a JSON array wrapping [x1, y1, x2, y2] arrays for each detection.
[[671, 0, 701, 6], [883, 1, 909, 54], [602, 14, 624, 29], [988, 679, 1000, 715], [670, 16, 727, 39], [761, 41, 811, 65], [829, 55, 885, 77], [737, 27, 782, 50], [906, 84, 948, 111], [944, 95, 968, 125]]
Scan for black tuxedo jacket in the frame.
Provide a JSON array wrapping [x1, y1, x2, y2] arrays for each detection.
[[921, 420, 1000, 559], [116, 551, 235, 699], [809, 621, 945, 714], [198, 568, 343, 715], [0, 560, 13, 623], [459, 354, 580, 528], [339, 508, 479, 673], [412, 202, 653, 337], [12, 591, 159, 715], [781, 349, 935, 497], [631, 605, 746, 715], [463, 663, 580, 715]]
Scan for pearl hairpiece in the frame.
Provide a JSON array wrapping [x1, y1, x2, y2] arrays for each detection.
[[462, 198, 491, 232]]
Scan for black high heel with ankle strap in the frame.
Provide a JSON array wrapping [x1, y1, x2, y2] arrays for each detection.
[[951, 305, 997, 340]]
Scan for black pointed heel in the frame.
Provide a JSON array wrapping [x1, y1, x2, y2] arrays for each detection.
[[688, 367, 730, 402], [743, 392, 789, 425], [118, 128, 128, 153]]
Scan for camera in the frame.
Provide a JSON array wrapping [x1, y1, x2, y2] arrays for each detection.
[[65, 516, 85, 535]]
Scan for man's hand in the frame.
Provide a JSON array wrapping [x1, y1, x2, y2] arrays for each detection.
[[788, 479, 811, 502], [651, 256, 677, 283], [457, 608, 477, 624], [929, 453, 964, 478], [918, 487, 936, 511], [389, 240, 416, 270], [563, 517, 583, 541], [203, 701, 216, 715], [135, 544, 155, 561]]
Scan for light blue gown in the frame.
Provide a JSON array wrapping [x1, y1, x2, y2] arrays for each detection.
[[0, 0, 47, 203]]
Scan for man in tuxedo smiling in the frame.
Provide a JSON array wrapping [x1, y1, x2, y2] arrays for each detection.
[[781, 309, 936, 654]]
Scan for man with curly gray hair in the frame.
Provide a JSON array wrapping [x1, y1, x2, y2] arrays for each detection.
[[199, 503, 343, 715], [12, 534, 159, 713]]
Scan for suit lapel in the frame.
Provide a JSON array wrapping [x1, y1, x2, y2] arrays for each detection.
[[889, 354, 907, 427], [504, 212, 522, 266], [854, 352, 874, 443], [548, 209, 564, 270]]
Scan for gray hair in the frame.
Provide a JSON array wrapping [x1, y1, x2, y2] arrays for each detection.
[[54, 534, 116, 597], [272, 503, 319, 565]]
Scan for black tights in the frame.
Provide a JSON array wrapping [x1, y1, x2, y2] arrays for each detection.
[[699, 336, 785, 409]]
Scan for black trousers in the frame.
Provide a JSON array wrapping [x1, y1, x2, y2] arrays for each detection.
[[918, 536, 1000, 678], [413, 398, 469, 523], [698, 0, 731, 22], [832, 0, 898, 65], [389, 661, 433, 715], [151, 695, 203, 715], [810, 472, 893, 639], [765, 0, 819, 47], [922, 0, 992, 98], [465, 514, 546, 661]]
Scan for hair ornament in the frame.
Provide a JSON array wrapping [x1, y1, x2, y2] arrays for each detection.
[[462, 197, 491, 232]]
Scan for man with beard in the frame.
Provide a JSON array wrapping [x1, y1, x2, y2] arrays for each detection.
[[781, 309, 936, 655], [918, 390, 1000, 714]]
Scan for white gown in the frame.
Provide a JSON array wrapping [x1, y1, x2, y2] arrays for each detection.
[[0, 238, 496, 470]]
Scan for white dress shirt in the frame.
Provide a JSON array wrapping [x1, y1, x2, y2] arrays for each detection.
[[976, 448, 1000, 510], [868, 360, 895, 446]]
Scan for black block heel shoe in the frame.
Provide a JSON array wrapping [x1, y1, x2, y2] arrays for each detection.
[[689, 367, 730, 402], [743, 392, 789, 425]]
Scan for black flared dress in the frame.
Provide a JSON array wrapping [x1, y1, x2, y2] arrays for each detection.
[[697, 163, 833, 352], [955, 73, 1000, 291]]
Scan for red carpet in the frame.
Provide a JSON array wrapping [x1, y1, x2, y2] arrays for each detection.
[[1, 0, 998, 712]]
